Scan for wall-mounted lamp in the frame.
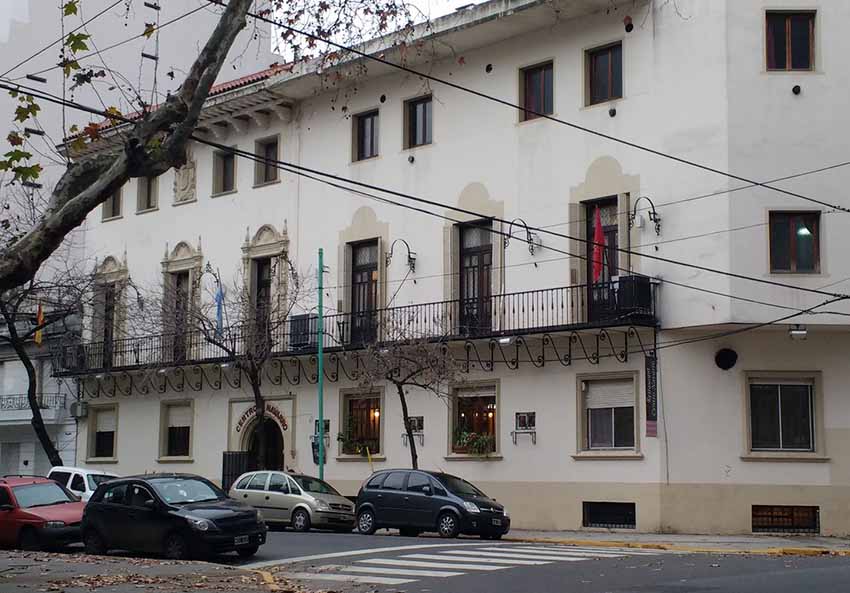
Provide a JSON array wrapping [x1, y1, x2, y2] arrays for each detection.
[[789, 324, 807, 341], [386, 238, 417, 274], [504, 218, 543, 256], [628, 195, 662, 236]]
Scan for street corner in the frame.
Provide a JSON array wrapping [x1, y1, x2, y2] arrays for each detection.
[[0, 549, 318, 593]]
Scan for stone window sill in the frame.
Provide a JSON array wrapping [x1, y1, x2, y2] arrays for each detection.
[[157, 456, 194, 463], [444, 454, 503, 461], [253, 179, 281, 189], [101, 215, 122, 223], [85, 457, 118, 464], [135, 207, 158, 215], [571, 451, 644, 461], [173, 198, 197, 207], [336, 455, 386, 463], [211, 189, 238, 198], [741, 452, 829, 463]]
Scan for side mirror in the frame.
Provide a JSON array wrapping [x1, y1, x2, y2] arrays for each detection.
[[422, 485, 432, 496], [143, 499, 157, 509], [0, 504, 13, 512]]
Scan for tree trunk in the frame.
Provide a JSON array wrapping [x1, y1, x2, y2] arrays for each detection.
[[248, 365, 267, 470], [395, 382, 419, 469], [0, 306, 63, 467]]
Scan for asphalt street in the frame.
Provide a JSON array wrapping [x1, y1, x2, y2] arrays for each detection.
[[229, 530, 850, 593]]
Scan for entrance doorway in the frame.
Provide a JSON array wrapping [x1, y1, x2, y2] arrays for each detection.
[[247, 418, 284, 471]]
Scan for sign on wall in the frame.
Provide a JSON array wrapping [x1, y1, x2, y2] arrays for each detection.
[[228, 398, 295, 459], [645, 353, 658, 438]]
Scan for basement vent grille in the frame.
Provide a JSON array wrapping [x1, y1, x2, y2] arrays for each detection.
[[752, 505, 820, 534], [582, 501, 636, 529]]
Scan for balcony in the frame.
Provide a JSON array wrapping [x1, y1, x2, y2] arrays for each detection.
[[0, 393, 67, 424], [52, 277, 657, 376]]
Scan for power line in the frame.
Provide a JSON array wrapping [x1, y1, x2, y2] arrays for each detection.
[[0, 0, 125, 79], [1, 79, 843, 319], [216, 0, 850, 214]]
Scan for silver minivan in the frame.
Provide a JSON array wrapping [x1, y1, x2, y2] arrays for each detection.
[[228, 471, 355, 532]]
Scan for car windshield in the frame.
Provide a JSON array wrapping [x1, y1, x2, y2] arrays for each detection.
[[437, 474, 485, 497], [292, 475, 340, 496], [148, 478, 224, 504], [13, 482, 74, 508], [87, 474, 113, 490]]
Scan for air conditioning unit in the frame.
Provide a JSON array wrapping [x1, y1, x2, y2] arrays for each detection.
[[289, 314, 318, 351], [69, 401, 88, 419], [617, 275, 653, 316]]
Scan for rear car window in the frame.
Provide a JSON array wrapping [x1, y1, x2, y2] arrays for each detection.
[[247, 473, 269, 491], [234, 475, 253, 490], [102, 483, 128, 504], [70, 474, 85, 492], [48, 471, 71, 487], [381, 472, 407, 491], [365, 474, 387, 489], [407, 473, 430, 493]]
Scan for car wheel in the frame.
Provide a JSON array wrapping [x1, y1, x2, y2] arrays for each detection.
[[83, 530, 107, 555], [164, 532, 189, 560], [357, 509, 377, 535], [399, 527, 420, 538], [18, 528, 40, 551], [437, 512, 460, 539], [237, 545, 259, 558], [291, 509, 311, 532]]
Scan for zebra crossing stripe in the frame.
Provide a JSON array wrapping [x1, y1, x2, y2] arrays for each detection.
[[524, 545, 665, 556], [277, 572, 415, 585], [492, 547, 628, 558], [364, 557, 509, 570], [403, 553, 551, 566], [344, 566, 465, 578], [440, 549, 586, 562]]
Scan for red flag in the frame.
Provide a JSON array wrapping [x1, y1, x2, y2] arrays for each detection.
[[34, 302, 44, 347], [592, 207, 605, 283]]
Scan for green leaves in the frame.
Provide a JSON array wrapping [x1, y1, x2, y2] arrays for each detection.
[[65, 32, 90, 54], [143, 23, 156, 39], [13, 95, 40, 123], [63, 1, 80, 16]]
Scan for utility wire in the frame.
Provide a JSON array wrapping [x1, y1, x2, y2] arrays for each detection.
[[213, 0, 850, 214]]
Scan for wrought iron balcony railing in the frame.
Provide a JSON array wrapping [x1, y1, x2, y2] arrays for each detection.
[[52, 277, 656, 376], [0, 393, 67, 411]]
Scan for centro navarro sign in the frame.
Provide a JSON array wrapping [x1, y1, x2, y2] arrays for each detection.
[[235, 402, 289, 433]]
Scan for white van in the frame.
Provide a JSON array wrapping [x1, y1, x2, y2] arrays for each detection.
[[47, 466, 119, 501]]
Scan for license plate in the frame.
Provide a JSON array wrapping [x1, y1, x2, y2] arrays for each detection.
[[492, 518, 502, 526], [234, 535, 250, 546]]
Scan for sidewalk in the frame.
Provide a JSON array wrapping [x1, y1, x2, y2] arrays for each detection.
[[505, 529, 850, 556], [0, 550, 308, 593]]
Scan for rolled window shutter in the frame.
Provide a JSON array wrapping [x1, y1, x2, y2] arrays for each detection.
[[96, 408, 116, 432], [585, 379, 633, 409], [167, 405, 192, 428]]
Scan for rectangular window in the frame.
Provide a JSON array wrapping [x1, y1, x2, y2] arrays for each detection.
[[515, 411, 536, 431], [405, 96, 432, 148], [162, 402, 192, 457], [102, 189, 122, 220], [452, 386, 497, 454], [350, 239, 379, 344], [767, 12, 815, 71], [91, 406, 116, 458], [137, 176, 158, 212], [583, 502, 636, 529], [769, 211, 819, 273], [583, 378, 635, 450], [213, 149, 236, 194], [587, 42, 623, 105], [354, 110, 379, 161], [520, 62, 553, 121], [752, 505, 819, 534], [342, 393, 381, 455], [253, 257, 272, 331], [254, 137, 279, 185], [750, 381, 814, 451]]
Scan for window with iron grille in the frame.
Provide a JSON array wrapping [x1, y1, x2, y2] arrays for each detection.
[[587, 42, 622, 105], [766, 11, 815, 71], [341, 393, 382, 455], [752, 505, 819, 534], [162, 402, 192, 457], [354, 110, 379, 160], [452, 386, 497, 454], [769, 211, 819, 273], [405, 96, 432, 148], [583, 501, 636, 529], [90, 406, 117, 459], [520, 62, 553, 121]]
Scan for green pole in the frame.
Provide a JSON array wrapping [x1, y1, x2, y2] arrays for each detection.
[[317, 248, 325, 480]]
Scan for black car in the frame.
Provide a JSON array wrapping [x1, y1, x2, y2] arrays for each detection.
[[355, 469, 510, 539], [82, 473, 267, 559]]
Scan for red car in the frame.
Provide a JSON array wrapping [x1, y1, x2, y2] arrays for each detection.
[[0, 475, 85, 550]]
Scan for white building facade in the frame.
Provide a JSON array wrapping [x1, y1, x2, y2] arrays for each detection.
[[55, 0, 850, 535]]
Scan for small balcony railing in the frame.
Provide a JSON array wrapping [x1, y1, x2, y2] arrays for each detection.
[[52, 277, 656, 375], [0, 393, 66, 411]]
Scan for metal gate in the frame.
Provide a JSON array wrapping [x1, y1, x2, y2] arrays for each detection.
[[221, 451, 256, 492]]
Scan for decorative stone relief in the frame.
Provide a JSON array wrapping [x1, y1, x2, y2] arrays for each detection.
[[173, 160, 196, 204]]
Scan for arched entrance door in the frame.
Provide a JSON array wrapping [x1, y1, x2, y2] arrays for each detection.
[[247, 418, 284, 470]]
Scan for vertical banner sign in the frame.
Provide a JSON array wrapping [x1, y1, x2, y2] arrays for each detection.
[[645, 352, 658, 437]]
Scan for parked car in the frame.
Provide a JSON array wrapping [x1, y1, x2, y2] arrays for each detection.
[[0, 475, 85, 550], [48, 466, 118, 502], [355, 469, 510, 539], [229, 471, 355, 532], [82, 473, 267, 559]]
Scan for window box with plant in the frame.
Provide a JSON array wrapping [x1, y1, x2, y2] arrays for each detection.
[[451, 386, 498, 457]]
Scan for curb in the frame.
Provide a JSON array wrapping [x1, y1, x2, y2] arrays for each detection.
[[502, 535, 850, 557]]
